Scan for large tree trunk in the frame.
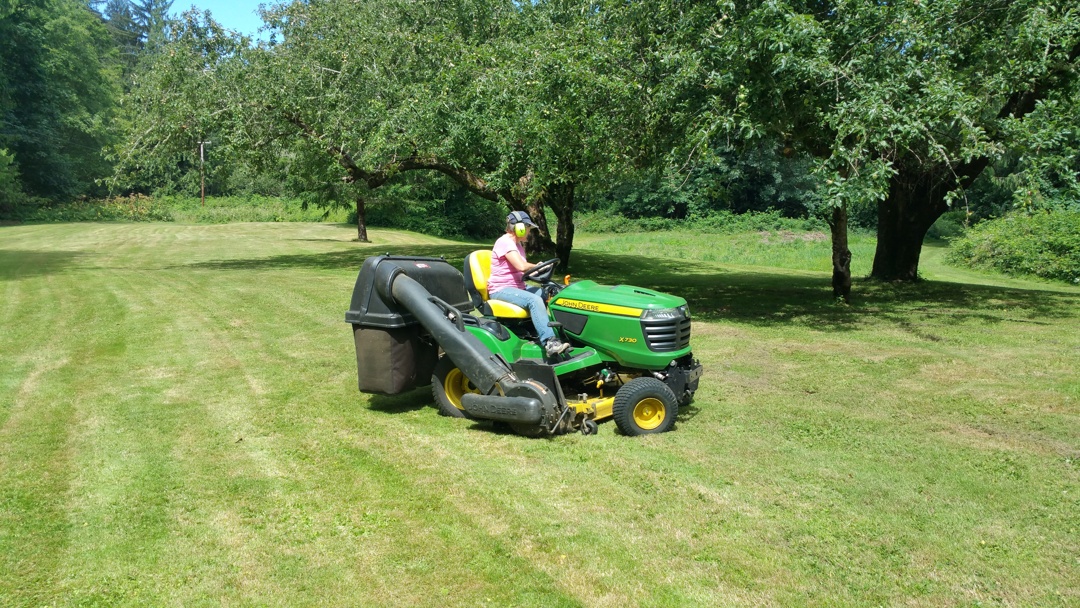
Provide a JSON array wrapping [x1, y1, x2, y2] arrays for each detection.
[[545, 182, 575, 269], [519, 183, 572, 265], [868, 43, 1079, 281], [355, 194, 370, 242], [829, 204, 852, 301], [871, 168, 952, 281], [523, 200, 557, 255]]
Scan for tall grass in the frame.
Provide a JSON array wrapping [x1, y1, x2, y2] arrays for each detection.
[[4, 195, 352, 224], [156, 195, 353, 223], [574, 209, 828, 234]]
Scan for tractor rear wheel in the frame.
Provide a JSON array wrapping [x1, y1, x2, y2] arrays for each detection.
[[431, 357, 478, 419], [613, 377, 678, 436]]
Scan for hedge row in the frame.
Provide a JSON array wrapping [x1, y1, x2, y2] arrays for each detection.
[[2, 195, 350, 224], [946, 210, 1080, 284], [573, 209, 828, 234]]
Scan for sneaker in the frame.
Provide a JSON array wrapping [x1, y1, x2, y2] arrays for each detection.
[[544, 338, 571, 356]]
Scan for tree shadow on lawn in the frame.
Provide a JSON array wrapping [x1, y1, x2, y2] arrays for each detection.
[[569, 250, 1080, 331], [184, 244, 482, 274], [186, 245, 1080, 332], [0, 249, 89, 280]]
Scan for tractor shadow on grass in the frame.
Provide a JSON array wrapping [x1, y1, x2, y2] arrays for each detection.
[[676, 403, 702, 425], [186, 244, 1080, 333], [366, 387, 433, 414]]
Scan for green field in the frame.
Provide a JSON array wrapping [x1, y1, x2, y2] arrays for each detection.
[[1, 222, 1078, 606]]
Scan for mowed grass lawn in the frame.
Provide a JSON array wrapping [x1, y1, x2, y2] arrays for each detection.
[[1, 222, 1077, 607]]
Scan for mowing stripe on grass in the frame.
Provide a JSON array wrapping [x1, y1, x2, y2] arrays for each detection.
[[1, 222, 1077, 606]]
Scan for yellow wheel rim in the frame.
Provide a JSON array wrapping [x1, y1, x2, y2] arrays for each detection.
[[445, 368, 479, 410], [632, 397, 666, 430]]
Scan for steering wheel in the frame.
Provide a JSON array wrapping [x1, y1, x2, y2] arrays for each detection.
[[522, 258, 559, 283], [540, 281, 564, 302]]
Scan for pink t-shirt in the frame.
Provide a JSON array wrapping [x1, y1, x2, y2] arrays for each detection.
[[487, 233, 526, 295]]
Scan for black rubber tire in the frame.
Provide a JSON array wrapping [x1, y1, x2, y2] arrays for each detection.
[[612, 377, 678, 436], [431, 357, 477, 419]]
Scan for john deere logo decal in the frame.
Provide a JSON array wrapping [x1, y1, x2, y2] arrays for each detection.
[[556, 299, 643, 317]]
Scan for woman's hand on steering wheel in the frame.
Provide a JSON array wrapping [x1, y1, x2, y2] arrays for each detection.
[[523, 258, 559, 283]]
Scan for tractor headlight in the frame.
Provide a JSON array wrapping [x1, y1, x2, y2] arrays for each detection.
[[641, 306, 688, 321]]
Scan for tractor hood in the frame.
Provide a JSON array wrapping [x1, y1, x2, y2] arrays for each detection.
[[550, 280, 688, 318], [549, 280, 692, 368]]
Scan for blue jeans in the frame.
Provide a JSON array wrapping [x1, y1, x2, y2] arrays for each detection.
[[490, 286, 556, 343]]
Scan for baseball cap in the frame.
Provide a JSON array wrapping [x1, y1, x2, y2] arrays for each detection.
[[507, 210, 537, 228]]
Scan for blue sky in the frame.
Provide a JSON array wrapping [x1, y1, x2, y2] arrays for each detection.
[[171, 0, 267, 36]]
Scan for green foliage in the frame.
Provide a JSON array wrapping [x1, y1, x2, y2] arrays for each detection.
[[12, 194, 172, 222], [131, 0, 172, 47], [946, 211, 1080, 283], [707, 0, 1079, 203], [117, 0, 657, 247], [5, 194, 354, 224], [101, 0, 143, 79], [576, 209, 827, 235], [108, 11, 250, 195], [583, 144, 819, 221], [0, 0, 122, 200], [160, 195, 350, 223], [444, 1, 644, 195], [109, 0, 1080, 280], [991, 93, 1080, 213], [925, 210, 969, 241], [649, 0, 1080, 278], [360, 179, 505, 241], [222, 163, 288, 198], [955, 167, 1019, 223], [0, 148, 25, 211]]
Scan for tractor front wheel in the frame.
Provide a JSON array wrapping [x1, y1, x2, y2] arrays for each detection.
[[431, 357, 478, 419], [613, 377, 678, 436]]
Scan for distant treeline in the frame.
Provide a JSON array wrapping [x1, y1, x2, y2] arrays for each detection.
[[2, 0, 1077, 286]]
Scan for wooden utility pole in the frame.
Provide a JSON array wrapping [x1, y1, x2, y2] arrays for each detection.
[[198, 140, 210, 207]]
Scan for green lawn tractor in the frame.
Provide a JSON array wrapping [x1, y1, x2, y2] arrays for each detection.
[[346, 253, 702, 436]]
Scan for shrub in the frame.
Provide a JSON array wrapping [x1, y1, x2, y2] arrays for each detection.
[[14, 195, 174, 222], [159, 195, 348, 223], [6, 195, 355, 224], [361, 190, 504, 241], [0, 149, 29, 219], [946, 210, 1080, 283], [575, 209, 827, 235], [926, 210, 969, 240]]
